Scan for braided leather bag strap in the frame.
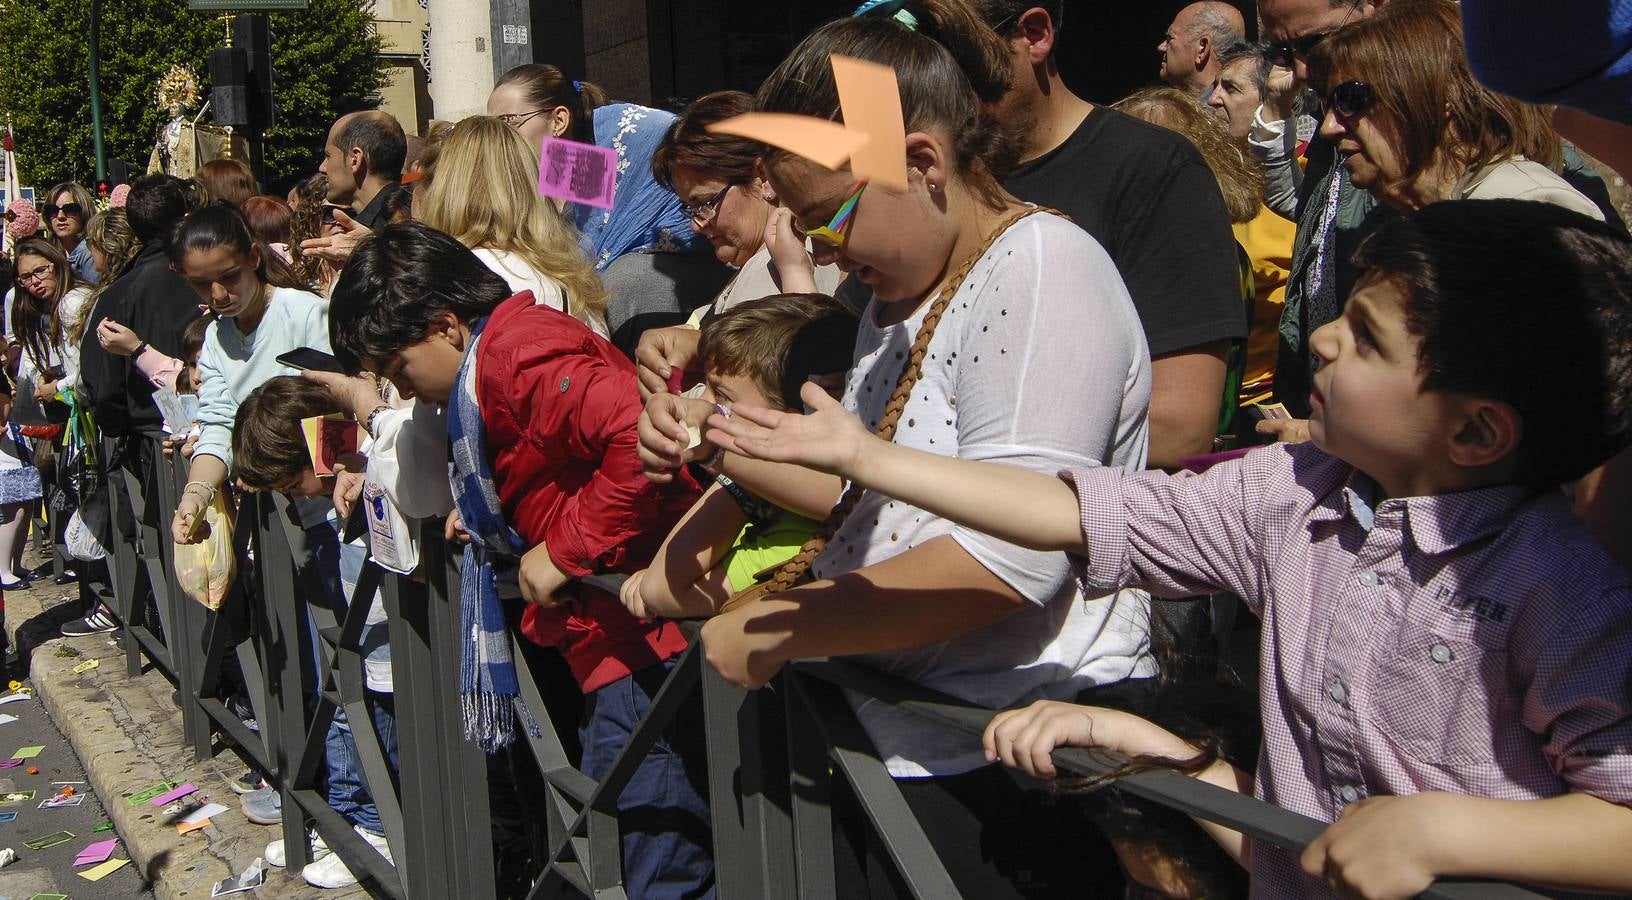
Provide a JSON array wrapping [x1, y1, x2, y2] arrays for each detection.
[[719, 205, 1055, 614]]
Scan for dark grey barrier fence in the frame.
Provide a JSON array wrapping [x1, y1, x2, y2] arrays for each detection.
[[90, 435, 1544, 900]]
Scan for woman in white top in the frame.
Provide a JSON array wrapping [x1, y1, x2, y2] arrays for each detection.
[[639, 6, 1155, 895], [1310, 0, 1603, 220], [417, 115, 610, 336], [9, 238, 94, 405]]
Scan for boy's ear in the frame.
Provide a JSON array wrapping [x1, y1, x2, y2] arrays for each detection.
[[428, 311, 466, 351], [1447, 397, 1523, 470]]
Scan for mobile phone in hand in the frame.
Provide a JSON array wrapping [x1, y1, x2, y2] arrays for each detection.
[[275, 347, 345, 374]]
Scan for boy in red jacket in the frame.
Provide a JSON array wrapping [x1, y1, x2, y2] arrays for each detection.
[[329, 224, 712, 899]]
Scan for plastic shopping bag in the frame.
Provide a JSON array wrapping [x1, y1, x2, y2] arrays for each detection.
[[175, 493, 236, 610]]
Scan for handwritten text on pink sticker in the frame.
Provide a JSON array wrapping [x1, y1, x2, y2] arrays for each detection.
[[538, 136, 618, 210]]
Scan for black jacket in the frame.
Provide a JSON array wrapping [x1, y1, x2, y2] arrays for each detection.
[[78, 243, 203, 437]]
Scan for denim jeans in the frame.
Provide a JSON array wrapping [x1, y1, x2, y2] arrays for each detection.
[[306, 520, 399, 837], [578, 657, 715, 900]]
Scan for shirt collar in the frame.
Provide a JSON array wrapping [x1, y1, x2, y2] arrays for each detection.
[[1308, 465, 1535, 554]]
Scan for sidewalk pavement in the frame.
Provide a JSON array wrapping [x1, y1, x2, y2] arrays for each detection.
[[6, 560, 367, 900]]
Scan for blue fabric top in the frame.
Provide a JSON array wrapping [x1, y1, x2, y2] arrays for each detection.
[[1463, 0, 1632, 125], [571, 102, 708, 271]]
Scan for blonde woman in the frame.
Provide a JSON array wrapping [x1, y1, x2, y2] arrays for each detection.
[[417, 116, 610, 336]]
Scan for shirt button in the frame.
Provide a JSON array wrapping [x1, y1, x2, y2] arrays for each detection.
[[1338, 785, 1361, 803], [1328, 679, 1348, 705], [1430, 643, 1454, 664], [1358, 571, 1379, 586]]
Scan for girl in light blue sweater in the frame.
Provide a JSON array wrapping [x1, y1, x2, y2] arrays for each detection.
[[169, 202, 330, 545]]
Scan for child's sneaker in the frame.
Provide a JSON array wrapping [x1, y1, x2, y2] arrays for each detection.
[[267, 830, 328, 868], [302, 826, 392, 888], [60, 608, 118, 637], [240, 787, 282, 825], [229, 770, 266, 795]]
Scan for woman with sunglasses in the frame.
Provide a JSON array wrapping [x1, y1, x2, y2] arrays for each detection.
[[639, 3, 1156, 894], [1309, 0, 1600, 219], [42, 182, 99, 286]]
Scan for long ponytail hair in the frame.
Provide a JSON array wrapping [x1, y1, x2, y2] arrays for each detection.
[[494, 64, 611, 145], [166, 201, 307, 292]]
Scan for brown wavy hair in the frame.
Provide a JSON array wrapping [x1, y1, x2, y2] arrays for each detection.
[[1114, 87, 1264, 223], [1308, 0, 1561, 192]]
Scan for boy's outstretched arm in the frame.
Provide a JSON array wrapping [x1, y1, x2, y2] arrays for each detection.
[[1302, 791, 1632, 898], [633, 484, 746, 618], [707, 383, 1085, 554]]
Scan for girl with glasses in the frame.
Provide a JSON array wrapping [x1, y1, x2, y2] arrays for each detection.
[[639, 1, 1156, 894], [1310, 0, 1601, 218]]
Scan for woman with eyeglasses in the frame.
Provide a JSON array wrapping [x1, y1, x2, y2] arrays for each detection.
[[486, 64, 709, 272], [1309, 0, 1600, 218], [42, 182, 99, 286], [650, 91, 847, 321], [11, 238, 93, 412]]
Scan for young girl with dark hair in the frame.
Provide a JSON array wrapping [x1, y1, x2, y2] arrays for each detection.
[[639, 3, 1155, 895]]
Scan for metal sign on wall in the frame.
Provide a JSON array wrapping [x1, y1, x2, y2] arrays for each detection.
[[187, 0, 308, 10]]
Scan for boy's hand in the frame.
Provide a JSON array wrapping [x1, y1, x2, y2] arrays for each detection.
[[634, 326, 702, 399], [982, 701, 1194, 779], [1256, 417, 1311, 444], [332, 469, 366, 520], [698, 604, 790, 689], [707, 382, 869, 477], [638, 393, 716, 482], [519, 543, 572, 607], [445, 509, 469, 544], [764, 208, 818, 292], [1302, 793, 1459, 900], [620, 569, 650, 619]]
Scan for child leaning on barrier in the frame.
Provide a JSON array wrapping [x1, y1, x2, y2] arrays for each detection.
[[621, 293, 857, 619], [706, 199, 1632, 899], [327, 223, 715, 900]]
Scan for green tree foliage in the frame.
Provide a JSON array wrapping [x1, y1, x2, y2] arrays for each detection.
[[0, 0, 386, 192]]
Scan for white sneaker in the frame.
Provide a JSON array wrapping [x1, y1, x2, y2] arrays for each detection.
[[301, 826, 392, 889], [266, 831, 328, 868]]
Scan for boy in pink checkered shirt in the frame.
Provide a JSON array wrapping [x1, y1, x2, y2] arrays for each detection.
[[706, 200, 1632, 899]]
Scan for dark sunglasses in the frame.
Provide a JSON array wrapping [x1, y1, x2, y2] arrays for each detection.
[[42, 202, 84, 219], [1323, 80, 1375, 119], [1268, 0, 1365, 67]]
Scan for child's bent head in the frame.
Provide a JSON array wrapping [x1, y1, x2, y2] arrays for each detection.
[[168, 202, 304, 316], [1339, 199, 1632, 490], [328, 223, 510, 404], [698, 293, 859, 410], [233, 376, 343, 495]]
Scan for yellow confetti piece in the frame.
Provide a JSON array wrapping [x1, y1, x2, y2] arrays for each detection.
[[177, 817, 210, 835], [78, 857, 131, 881], [7, 681, 20, 692], [72, 659, 99, 675]]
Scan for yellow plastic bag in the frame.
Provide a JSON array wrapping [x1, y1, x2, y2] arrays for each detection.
[[174, 493, 236, 610]]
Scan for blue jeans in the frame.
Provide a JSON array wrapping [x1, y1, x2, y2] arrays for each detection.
[[306, 521, 399, 836], [578, 657, 715, 900]]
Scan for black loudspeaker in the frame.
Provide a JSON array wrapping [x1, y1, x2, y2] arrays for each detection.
[[208, 46, 252, 130], [233, 15, 276, 132]]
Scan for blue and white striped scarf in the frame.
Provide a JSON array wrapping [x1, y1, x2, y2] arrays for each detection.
[[447, 317, 538, 752]]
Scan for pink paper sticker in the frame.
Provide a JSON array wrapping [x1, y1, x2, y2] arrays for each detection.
[[0, 759, 21, 769], [538, 136, 618, 210], [74, 837, 118, 865], [149, 783, 197, 807]]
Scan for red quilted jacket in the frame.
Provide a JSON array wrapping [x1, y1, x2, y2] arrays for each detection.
[[477, 292, 699, 691]]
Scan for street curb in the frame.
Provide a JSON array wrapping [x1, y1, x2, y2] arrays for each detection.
[[5, 578, 362, 899]]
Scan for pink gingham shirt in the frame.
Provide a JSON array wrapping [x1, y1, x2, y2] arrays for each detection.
[[1065, 443, 1632, 898]]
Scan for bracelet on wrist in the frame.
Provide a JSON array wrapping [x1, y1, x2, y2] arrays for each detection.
[[183, 480, 216, 503], [132, 341, 149, 357], [362, 404, 389, 436]]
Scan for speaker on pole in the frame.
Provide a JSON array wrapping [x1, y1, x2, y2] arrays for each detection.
[[208, 46, 252, 130]]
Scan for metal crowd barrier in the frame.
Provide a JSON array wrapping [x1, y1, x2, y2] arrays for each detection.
[[90, 434, 1544, 900]]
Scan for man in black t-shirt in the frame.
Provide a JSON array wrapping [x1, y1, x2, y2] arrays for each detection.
[[977, 1, 1247, 470]]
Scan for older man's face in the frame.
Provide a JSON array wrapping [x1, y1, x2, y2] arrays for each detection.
[[1157, 10, 1200, 85], [1260, 0, 1370, 83], [1208, 58, 1264, 142]]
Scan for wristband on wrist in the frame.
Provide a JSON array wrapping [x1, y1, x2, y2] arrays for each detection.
[[362, 404, 389, 436], [132, 341, 149, 358]]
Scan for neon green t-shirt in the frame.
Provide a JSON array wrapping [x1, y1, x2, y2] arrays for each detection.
[[723, 512, 821, 593]]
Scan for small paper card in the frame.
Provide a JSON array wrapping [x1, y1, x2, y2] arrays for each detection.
[[181, 802, 228, 826], [93, 820, 114, 832], [41, 794, 85, 808], [153, 388, 198, 436], [301, 415, 358, 476], [0, 691, 30, 704], [538, 136, 618, 209], [75, 838, 118, 865], [177, 816, 211, 835], [149, 783, 197, 806], [0, 759, 22, 769], [11, 745, 44, 759], [24, 829, 74, 849], [0, 791, 35, 803], [78, 857, 130, 881], [0, 714, 18, 725], [28, 894, 69, 900], [72, 658, 99, 674], [211, 857, 266, 896], [0, 811, 19, 823], [128, 781, 177, 805]]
